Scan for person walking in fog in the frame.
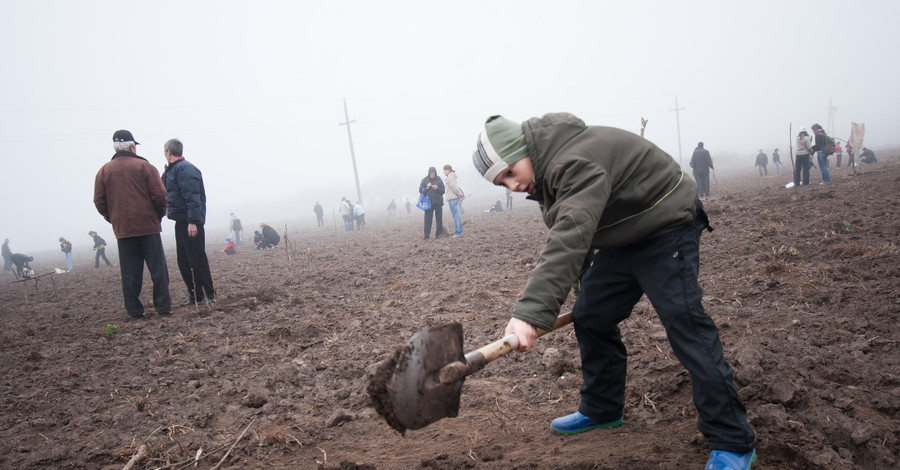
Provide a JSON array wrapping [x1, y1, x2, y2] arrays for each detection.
[[794, 128, 814, 186], [59, 237, 73, 271], [772, 149, 781, 175], [405, 198, 412, 214], [2, 239, 13, 273], [419, 166, 445, 239], [387, 199, 397, 216], [163, 138, 216, 307], [443, 164, 464, 238], [93, 129, 171, 319], [690, 142, 714, 197], [230, 212, 244, 245], [755, 149, 768, 177], [314, 201, 325, 227], [471, 113, 756, 469], [88, 231, 113, 268]]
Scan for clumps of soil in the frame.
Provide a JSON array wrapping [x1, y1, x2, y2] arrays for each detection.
[[366, 345, 407, 435]]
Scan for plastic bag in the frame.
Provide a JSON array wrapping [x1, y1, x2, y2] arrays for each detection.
[[416, 192, 431, 211]]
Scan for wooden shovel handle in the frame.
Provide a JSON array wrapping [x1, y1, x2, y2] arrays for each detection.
[[438, 311, 573, 384]]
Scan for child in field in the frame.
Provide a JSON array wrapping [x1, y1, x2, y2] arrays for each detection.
[[223, 237, 236, 255], [472, 113, 756, 469], [88, 231, 112, 268]]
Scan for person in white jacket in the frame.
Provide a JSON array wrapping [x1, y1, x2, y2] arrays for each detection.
[[794, 128, 814, 186], [443, 164, 465, 238]]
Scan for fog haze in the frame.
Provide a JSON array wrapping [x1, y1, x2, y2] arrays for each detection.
[[2, 0, 898, 255]]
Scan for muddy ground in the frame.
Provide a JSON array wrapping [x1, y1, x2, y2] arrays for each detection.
[[1, 161, 898, 469]]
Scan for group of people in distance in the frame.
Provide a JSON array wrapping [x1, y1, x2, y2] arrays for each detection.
[[2, 230, 119, 278], [794, 123, 876, 186], [689, 122, 880, 198], [228, 213, 280, 252], [2, 238, 34, 278], [336, 197, 367, 232], [754, 148, 782, 177], [253, 223, 281, 250], [417, 164, 465, 239]]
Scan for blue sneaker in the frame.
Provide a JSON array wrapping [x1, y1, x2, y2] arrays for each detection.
[[550, 411, 623, 434], [705, 449, 756, 470]]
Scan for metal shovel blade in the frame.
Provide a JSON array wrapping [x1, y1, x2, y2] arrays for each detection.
[[389, 322, 465, 432]]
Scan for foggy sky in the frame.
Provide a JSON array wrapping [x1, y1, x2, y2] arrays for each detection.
[[2, 0, 898, 255]]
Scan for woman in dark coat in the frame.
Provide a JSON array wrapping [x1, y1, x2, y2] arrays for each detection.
[[418, 167, 445, 239]]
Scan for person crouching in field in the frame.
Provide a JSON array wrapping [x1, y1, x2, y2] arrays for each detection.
[[472, 113, 756, 470], [223, 237, 237, 255], [258, 223, 280, 249], [10, 253, 34, 277]]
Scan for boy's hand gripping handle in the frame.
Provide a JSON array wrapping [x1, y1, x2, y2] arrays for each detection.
[[437, 311, 574, 384]]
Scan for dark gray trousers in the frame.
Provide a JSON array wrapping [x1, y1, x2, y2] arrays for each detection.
[[117, 234, 171, 318], [572, 210, 754, 453]]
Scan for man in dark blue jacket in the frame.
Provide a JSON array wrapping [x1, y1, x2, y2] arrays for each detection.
[[162, 138, 215, 306]]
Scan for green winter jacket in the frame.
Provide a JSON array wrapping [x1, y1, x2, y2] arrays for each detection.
[[514, 113, 698, 332]]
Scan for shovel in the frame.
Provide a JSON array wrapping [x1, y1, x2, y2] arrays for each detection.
[[368, 311, 573, 434]]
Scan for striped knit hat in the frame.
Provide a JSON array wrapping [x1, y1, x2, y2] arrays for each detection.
[[472, 115, 527, 183]]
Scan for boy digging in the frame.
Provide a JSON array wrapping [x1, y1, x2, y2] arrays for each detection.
[[472, 113, 756, 470]]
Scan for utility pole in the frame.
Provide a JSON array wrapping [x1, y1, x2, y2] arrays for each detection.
[[339, 99, 363, 204], [825, 97, 837, 137], [669, 96, 685, 166]]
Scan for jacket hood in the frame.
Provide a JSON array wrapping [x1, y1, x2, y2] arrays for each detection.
[[522, 113, 588, 195]]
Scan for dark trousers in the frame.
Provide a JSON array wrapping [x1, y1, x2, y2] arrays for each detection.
[[571, 213, 754, 453], [423, 206, 443, 239], [694, 172, 710, 196], [175, 221, 215, 302], [95, 247, 112, 268], [117, 234, 171, 318], [794, 155, 812, 186]]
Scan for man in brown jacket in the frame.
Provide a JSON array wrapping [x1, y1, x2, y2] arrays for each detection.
[[94, 130, 171, 319]]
